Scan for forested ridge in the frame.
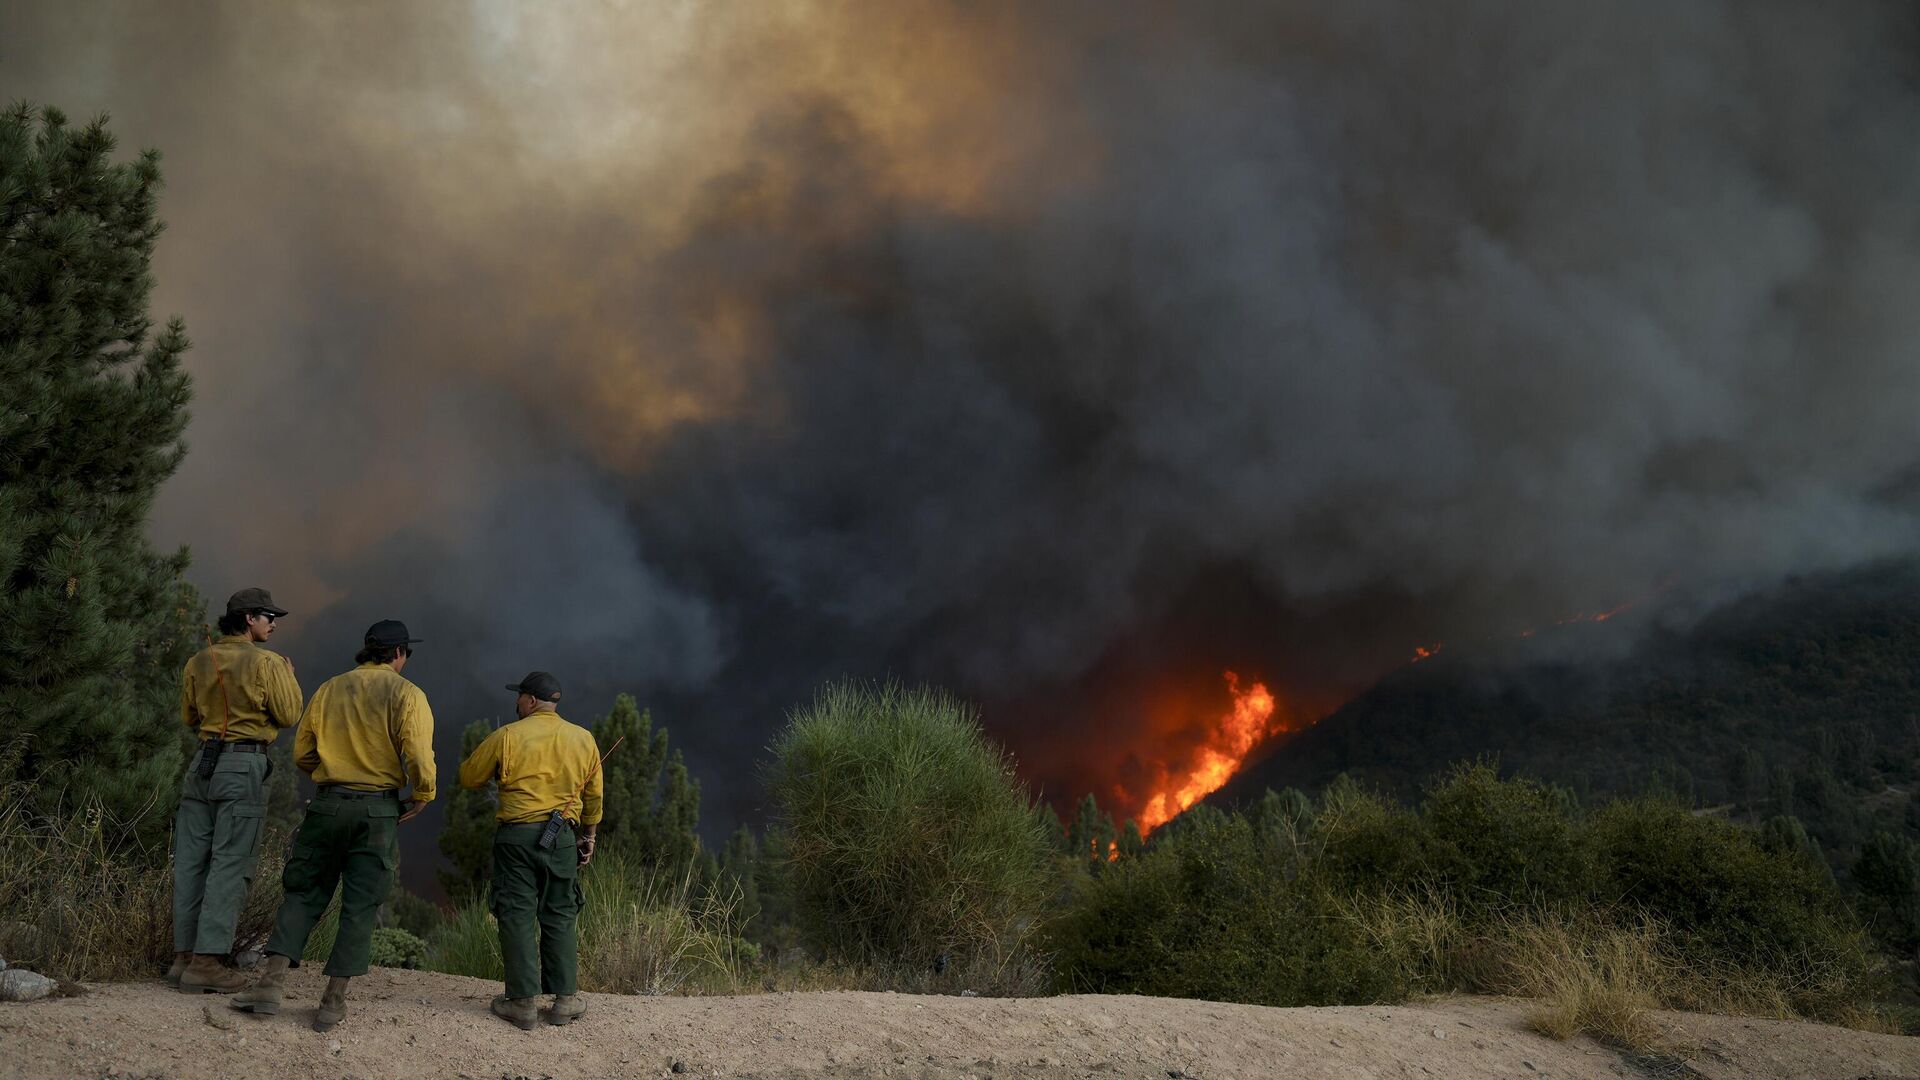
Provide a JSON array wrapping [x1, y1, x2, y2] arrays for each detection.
[[1217, 559, 1920, 951]]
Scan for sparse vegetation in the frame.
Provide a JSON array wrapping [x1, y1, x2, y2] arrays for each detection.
[[0, 782, 282, 980], [421, 900, 502, 981], [576, 854, 755, 995]]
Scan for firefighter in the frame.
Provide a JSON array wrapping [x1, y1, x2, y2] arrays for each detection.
[[231, 619, 434, 1031], [458, 671, 603, 1029], [172, 588, 304, 993]]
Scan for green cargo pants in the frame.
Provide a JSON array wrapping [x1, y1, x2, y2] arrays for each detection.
[[173, 748, 270, 955], [265, 789, 399, 977], [490, 822, 583, 999]]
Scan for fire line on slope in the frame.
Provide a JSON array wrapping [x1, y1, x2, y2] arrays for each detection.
[[1136, 671, 1282, 835]]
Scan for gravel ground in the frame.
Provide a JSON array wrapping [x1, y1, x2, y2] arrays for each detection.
[[0, 966, 1914, 1080]]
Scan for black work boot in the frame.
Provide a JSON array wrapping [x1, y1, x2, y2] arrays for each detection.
[[491, 994, 539, 1030], [231, 954, 290, 1015], [312, 976, 350, 1031]]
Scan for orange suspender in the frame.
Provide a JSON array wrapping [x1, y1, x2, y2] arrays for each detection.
[[212, 651, 236, 742]]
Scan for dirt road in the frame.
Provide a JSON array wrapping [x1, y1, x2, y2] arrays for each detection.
[[0, 966, 1912, 1080]]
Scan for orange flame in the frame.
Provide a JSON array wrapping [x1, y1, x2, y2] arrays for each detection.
[[1409, 592, 1654, 662], [1137, 671, 1281, 835]]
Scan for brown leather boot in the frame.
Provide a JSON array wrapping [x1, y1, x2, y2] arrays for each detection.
[[491, 994, 539, 1030], [312, 976, 350, 1032], [230, 954, 290, 1015], [546, 993, 586, 1026], [178, 954, 248, 994], [164, 951, 191, 987]]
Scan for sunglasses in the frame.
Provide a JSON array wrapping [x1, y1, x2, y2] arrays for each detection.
[[251, 611, 279, 624]]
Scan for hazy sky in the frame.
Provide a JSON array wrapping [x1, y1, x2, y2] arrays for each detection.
[[7, 2, 1920, 865]]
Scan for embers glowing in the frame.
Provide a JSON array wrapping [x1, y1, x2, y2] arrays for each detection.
[[1408, 596, 1648, 662], [1137, 671, 1281, 835]]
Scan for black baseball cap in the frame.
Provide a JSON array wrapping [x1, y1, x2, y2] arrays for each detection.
[[506, 671, 562, 702], [364, 619, 423, 647], [226, 587, 288, 618]]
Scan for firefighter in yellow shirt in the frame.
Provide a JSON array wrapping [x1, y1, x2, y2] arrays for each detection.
[[458, 671, 603, 1029], [231, 620, 434, 1031], [172, 588, 303, 993]]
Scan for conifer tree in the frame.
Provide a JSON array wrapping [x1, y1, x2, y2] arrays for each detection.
[[716, 824, 762, 929], [437, 718, 497, 903], [752, 826, 800, 953], [591, 693, 701, 878], [1065, 792, 1117, 865], [0, 103, 200, 842]]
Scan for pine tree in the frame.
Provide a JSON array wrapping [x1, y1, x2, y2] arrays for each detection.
[[1729, 747, 1767, 812], [0, 103, 200, 844], [1065, 793, 1116, 865], [717, 824, 762, 931], [752, 826, 801, 954], [591, 693, 701, 878], [437, 718, 497, 904]]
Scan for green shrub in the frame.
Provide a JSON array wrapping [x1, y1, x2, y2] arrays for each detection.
[[1308, 775, 1430, 894], [1586, 797, 1883, 1020], [766, 681, 1051, 978], [1049, 766, 1886, 1026], [1048, 811, 1401, 1005], [384, 887, 445, 942], [1419, 763, 1589, 918], [369, 927, 428, 969]]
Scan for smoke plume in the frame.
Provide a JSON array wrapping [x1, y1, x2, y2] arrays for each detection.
[[6, 2, 1920, 835]]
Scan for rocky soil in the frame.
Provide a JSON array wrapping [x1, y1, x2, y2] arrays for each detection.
[[0, 966, 1913, 1080]]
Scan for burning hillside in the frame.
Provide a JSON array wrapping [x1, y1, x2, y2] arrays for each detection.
[[1134, 672, 1284, 834], [9, 3, 1920, 839]]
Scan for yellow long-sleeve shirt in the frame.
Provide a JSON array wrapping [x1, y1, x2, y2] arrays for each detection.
[[181, 636, 304, 742], [294, 662, 436, 803], [457, 711, 603, 825]]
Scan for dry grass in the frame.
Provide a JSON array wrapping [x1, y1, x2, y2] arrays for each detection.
[[1340, 891, 1894, 1054], [1342, 891, 1671, 1050], [1336, 886, 1478, 995], [425, 855, 758, 996], [1503, 916, 1668, 1050], [579, 857, 757, 995], [0, 783, 288, 981], [0, 786, 171, 980]]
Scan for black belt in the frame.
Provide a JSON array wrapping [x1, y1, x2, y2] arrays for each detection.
[[499, 819, 577, 829], [200, 739, 269, 754], [316, 785, 399, 799]]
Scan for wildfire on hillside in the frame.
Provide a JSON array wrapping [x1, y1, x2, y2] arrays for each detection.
[[1412, 592, 1656, 660], [1135, 671, 1285, 835], [1114, 593, 1662, 839]]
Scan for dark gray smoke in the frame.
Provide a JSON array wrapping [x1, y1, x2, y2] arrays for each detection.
[[7, 2, 1920, 841]]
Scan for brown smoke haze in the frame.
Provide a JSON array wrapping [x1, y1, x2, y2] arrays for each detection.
[[7, 2, 1920, 836]]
